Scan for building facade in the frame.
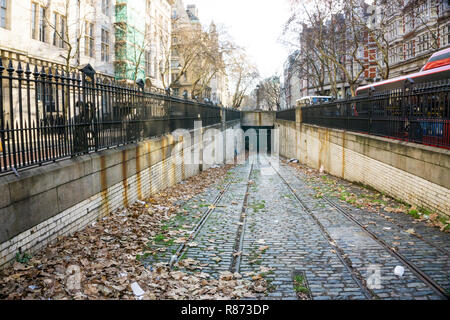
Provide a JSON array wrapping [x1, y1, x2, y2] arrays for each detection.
[[283, 50, 306, 109], [170, 0, 201, 98], [170, 1, 230, 106], [284, 0, 450, 106], [0, 0, 115, 76], [114, 0, 173, 89], [386, 0, 450, 78]]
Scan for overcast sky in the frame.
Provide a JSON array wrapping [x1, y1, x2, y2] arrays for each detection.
[[185, 0, 292, 79]]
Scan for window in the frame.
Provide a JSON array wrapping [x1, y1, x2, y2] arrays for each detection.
[[145, 51, 152, 76], [389, 20, 400, 40], [52, 13, 66, 48], [85, 22, 94, 57], [440, 0, 450, 15], [39, 6, 46, 42], [158, 61, 163, 80], [418, 1, 429, 22], [398, 45, 404, 62], [60, 15, 66, 47], [102, 0, 110, 16], [405, 13, 414, 33], [389, 45, 404, 65], [101, 28, 110, 62], [0, 0, 7, 28], [31, 3, 37, 39], [52, 13, 57, 45], [31, 3, 47, 42], [406, 40, 415, 59], [36, 81, 55, 111], [417, 33, 430, 54], [171, 73, 178, 83], [441, 25, 450, 47]]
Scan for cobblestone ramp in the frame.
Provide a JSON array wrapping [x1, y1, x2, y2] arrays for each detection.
[[293, 167, 450, 290], [277, 162, 446, 300], [240, 155, 367, 300], [144, 155, 448, 300], [142, 174, 227, 267], [182, 161, 253, 279]]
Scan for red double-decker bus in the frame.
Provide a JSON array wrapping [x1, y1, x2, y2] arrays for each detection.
[[356, 47, 450, 95], [355, 48, 450, 148]]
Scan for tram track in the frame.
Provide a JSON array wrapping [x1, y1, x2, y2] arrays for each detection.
[[170, 158, 255, 271], [268, 159, 375, 299], [322, 195, 449, 299], [276, 161, 449, 300], [300, 167, 450, 257], [170, 173, 233, 267], [230, 161, 254, 273]]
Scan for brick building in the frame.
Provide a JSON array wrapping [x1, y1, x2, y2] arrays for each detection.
[[283, 0, 450, 105]]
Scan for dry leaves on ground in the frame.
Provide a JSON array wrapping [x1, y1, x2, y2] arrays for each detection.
[[287, 161, 449, 233], [0, 165, 265, 300]]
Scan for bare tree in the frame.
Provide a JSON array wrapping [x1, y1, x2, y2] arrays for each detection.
[[44, 0, 96, 120], [258, 76, 282, 111], [45, 0, 92, 73], [226, 48, 259, 109], [405, 0, 442, 51], [168, 20, 237, 100], [282, 1, 337, 96], [350, 0, 404, 80], [167, 25, 205, 89], [283, 0, 381, 97]]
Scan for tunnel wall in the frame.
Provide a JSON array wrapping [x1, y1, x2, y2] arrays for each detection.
[[275, 118, 450, 217], [0, 120, 241, 268], [241, 111, 275, 127]]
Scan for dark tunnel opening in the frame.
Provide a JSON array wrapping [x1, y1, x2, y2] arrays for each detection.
[[242, 126, 274, 154]]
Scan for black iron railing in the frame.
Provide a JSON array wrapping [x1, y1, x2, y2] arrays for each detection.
[[225, 108, 241, 122], [0, 59, 236, 173], [301, 80, 450, 149], [276, 108, 296, 121]]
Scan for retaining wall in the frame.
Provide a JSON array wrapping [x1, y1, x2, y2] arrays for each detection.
[[0, 120, 241, 267], [276, 118, 450, 217]]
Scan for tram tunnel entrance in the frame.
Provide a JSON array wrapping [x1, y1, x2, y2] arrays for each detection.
[[242, 126, 274, 153]]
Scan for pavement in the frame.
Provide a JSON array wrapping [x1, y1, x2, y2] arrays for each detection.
[[145, 153, 450, 300]]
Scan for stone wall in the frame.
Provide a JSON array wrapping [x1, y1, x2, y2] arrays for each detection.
[[275, 118, 450, 217], [241, 111, 275, 127], [0, 120, 241, 267]]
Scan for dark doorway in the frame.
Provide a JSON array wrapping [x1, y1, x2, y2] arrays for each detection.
[[242, 126, 274, 153]]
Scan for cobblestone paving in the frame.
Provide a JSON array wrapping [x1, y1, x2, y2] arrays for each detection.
[[182, 163, 252, 279], [303, 171, 450, 253], [276, 162, 445, 300], [142, 171, 230, 266], [143, 155, 448, 300], [282, 163, 450, 297], [240, 155, 367, 300]]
